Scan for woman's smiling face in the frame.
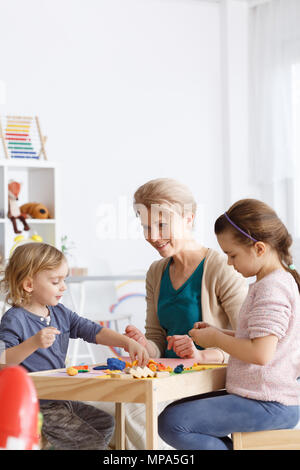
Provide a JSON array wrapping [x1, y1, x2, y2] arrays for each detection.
[[139, 206, 194, 257]]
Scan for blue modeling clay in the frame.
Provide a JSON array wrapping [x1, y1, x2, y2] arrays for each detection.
[[174, 364, 184, 374], [107, 358, 126, 370], [93, 358, 126, 371]]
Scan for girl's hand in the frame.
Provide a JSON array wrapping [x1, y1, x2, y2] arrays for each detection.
[[125, 325, 148, 348], [188, 326, 217, 349], [33, 327, 60, 349], [167, 335, 199, 359], [125, 338, 149, 367]]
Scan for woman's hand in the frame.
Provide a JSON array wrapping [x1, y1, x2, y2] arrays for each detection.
[[193, 321, 212, 330], [124, 325, 148, 348], [166, 335, 199, 359], [166, 334, 223, 362], [124, 325, 160, 358]]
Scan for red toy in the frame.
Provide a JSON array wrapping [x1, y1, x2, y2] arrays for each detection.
[[7, 181, 30, 234], [0, 366, 40, 449]]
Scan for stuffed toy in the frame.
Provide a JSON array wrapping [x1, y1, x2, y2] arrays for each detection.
[[20, 202, 51, 219], [8, 181, 30, 234]]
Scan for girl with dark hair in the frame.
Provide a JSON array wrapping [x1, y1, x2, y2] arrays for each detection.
[[158, 199, 300, 450]]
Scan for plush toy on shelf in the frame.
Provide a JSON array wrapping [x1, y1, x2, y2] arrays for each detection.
[[20, 202, 51, 219], [7, 181, 30, 234]]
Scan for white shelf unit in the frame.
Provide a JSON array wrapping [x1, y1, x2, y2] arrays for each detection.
[[0, 159, 59, 262]]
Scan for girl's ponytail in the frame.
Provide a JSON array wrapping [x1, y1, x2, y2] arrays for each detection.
[[286, 266, 300, 293], [280, 233, 300, 293]]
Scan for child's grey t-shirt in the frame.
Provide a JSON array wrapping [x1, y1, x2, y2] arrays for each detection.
[[0, 303, 103, 372]]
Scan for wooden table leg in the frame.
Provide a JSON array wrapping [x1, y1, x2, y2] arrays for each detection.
[[115, 402, 125, 450], [146, 382, 158, 450]]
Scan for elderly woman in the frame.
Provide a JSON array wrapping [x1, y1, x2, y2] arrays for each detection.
[[125, 178, 248, 363], [94, 178, 248, 450]]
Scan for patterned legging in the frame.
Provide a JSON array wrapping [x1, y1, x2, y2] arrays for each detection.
[[40, 400, 114, 450]]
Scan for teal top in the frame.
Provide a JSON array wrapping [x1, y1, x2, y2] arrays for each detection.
[[157, 258, 205, 358]]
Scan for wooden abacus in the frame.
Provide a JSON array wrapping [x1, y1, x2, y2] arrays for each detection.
[[0, 115, 47, 160]]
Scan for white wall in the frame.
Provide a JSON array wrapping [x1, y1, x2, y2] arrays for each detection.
[[0, 0, 253, 362], [220, 0, 258, 206], [0, 0, 223, 274]]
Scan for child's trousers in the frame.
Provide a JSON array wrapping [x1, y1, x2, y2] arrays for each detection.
[[40, 400, 114, 450], [158, 391, 299, 450]]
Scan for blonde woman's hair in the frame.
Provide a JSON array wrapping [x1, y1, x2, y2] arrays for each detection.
[[0, 243, 66, 307], [133, 178, 197, 217]]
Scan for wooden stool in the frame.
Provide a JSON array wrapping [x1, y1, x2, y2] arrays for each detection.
[[232, 429, 300, 450]]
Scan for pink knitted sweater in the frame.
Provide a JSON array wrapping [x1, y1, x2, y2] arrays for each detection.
[[226, 269, 300, 405]]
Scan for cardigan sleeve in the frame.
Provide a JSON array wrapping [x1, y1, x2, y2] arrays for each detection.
[[144, 261, 168, 357]]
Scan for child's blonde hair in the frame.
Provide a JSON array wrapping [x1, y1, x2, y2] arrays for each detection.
[[133, 178, 197, 217], [0, 243, 66, 307]]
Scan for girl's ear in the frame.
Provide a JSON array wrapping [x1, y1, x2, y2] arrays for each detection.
[[254, 241, 266, 257], [22, 277, 33, 293]]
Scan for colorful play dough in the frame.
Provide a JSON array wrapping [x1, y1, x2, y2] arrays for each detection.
[[66, 367, 78, 376]]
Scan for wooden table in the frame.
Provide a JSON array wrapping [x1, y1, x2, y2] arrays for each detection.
[[29, 364, 226, 450]]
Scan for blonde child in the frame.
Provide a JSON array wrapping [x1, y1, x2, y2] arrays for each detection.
[[158, 199, 300, 450], [0, 242, 149, 450]]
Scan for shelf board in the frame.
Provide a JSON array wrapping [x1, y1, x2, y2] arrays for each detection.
[[0, 218, 56, 224], [27, 219, 56, 223], [0, 159, 57, 169]]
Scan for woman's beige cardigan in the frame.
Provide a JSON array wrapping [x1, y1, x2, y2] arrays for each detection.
[[144, 248, 249, 362]]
